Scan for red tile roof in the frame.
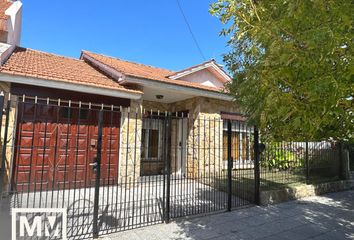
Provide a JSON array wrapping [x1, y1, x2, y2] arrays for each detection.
[[0, 0, 12, 31], [0, 47, 142, 94], [82, 51, 226, 93]]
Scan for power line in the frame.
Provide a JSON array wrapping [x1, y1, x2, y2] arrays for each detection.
[[176, 0, 206, 61]]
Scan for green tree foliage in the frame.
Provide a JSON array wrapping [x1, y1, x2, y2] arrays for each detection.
[[210, 0, 353, 141], [261, 142, 303, 170]]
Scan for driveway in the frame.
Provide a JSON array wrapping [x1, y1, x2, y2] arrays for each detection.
[[101, 190, 354, 240]]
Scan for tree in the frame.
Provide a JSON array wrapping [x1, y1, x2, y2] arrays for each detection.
[[210, 0, 353, 141]]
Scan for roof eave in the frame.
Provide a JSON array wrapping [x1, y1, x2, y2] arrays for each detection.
[[121, 75, 233, 102], [168, 61, 231, 83], [0, 72, 142, 100]]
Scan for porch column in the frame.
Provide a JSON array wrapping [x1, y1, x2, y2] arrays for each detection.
[[186, 112, 223, 179]]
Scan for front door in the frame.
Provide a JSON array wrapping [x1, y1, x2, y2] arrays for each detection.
[[176, 118, 188, 176]]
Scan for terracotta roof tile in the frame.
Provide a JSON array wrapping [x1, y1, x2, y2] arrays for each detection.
[[82, 51, 226, 93], [0, 47, 142, 94]]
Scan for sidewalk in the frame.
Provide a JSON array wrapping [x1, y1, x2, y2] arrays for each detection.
[[102, 190, 354, 240]]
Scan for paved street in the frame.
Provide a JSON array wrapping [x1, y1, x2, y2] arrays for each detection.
[[102, 190, 354, 240]]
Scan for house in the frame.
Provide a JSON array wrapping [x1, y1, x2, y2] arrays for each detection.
[[0, 0, 251, 193]]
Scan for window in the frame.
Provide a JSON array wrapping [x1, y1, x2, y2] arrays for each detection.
[[223, 121, 253, 161], [141, 118, 164, 161], [142, 129, 159, 158]]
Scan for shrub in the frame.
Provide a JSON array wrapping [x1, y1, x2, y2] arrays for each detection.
[[261, 142, 304, 170]]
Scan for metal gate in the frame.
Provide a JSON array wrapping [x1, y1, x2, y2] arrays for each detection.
[[0, 93, 260, 239]]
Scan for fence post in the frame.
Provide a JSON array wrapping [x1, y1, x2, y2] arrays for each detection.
[[253, 126, 260, 205], [0, 92, 4, 138], [0, 94, 9, 197], [338, 142, 344, 180], [305, 141, 309, 184], [92, 109, 103, 239], [164, 113, 172, 223], [227, 120, 232, 211]]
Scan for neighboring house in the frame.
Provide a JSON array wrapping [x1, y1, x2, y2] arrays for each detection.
[[0, 1, 251, 192]]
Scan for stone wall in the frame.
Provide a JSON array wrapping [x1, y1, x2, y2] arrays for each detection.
[[0, 82, 17, 193], [119, 99, 142, 183], [140, 97, 240, 178], [142, 100, 170, 113], [260, 180, 354, 205], [173, 97, 240, 179]]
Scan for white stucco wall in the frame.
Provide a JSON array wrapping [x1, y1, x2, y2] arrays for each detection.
[[5, 0, 22, 46], [179, 69, 225, 89]]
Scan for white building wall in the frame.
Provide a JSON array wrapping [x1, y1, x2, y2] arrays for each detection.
[[5, 0, 22, 46], [180, 69, 225, 89]]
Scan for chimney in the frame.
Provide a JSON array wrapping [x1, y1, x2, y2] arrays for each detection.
[[5, 0, 22, 46], [0, 0, 22, 64]]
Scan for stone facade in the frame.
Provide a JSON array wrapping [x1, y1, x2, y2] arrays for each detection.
[[181, 98, 240, 179], [138, 97, 240, 178], [260, 180, 354, 205], [0, 82, 17, 192], [118, 99, 143, 183]]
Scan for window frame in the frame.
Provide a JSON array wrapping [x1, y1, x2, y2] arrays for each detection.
[[223, 121, 253, 162], [141, 118, 165, 162]]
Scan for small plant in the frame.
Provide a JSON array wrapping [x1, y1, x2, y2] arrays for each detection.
[[261, 142, 304, 170]]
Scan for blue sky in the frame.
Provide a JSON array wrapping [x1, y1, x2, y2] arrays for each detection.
[[21, 0, 230, 71]]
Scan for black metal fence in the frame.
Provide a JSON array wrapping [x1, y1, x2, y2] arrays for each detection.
[[346, 144, 354, 171], [0, 93, 259, 239], [259, 141, 341, 190], [0, 93, 344, 239]]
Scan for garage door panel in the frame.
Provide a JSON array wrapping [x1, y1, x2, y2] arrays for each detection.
[[58, 124, 71, 132], [18, 122, 35, 132], [78, 125, 90, 133], [17, 152, 32, 166], [18, 136, 35, 148], [74, 138, 89, 149], [14, 104, 120, 191], [73, 154, 88, 165], [55, 169, 71, 182], [33, 169, 49, 184], [16, 170, 30, 183], [58, 138, 71, 149], [34, 153, 51, 166], [108, 139, 119, 149]]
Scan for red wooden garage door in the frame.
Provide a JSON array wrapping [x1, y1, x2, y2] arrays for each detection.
[[13, 102, 120, 192]]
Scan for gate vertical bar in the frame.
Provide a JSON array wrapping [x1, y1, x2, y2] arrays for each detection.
[[253, 126, 260, 205], [93, 108, 104, 238], [164, 113, 172, 223], [0, 93, 8, 196], [227, 120, 232, 211], [305, 141, 309, 183]]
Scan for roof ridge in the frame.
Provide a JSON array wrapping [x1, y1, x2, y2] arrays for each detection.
[[16, 46, 84, 62], [82, 50, 175, 74], [169, 59, 217, 76]]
